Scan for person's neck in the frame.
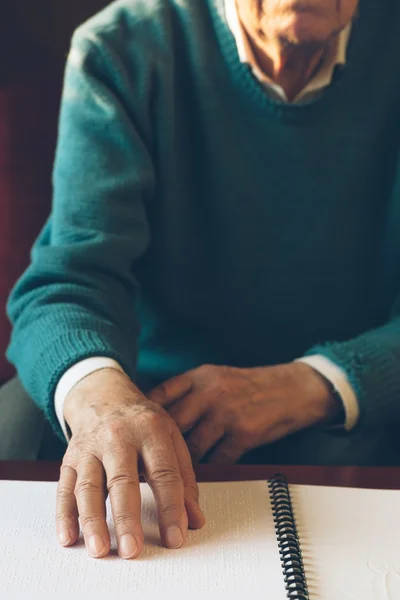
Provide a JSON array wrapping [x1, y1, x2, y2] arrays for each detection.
[[236, 5, 334, 101], [250, 38, 329, 101]]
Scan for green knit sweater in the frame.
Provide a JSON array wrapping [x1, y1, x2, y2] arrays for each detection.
[[7, 0, 400, 438]]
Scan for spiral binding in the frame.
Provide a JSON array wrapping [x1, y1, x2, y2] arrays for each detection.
[[268, 476, 309, 600]]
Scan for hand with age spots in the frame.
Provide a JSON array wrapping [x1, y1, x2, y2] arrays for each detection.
[[56, 368, 205, 560], [148, 362, 341, 464]]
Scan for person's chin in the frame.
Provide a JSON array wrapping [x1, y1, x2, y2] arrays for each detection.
[[279, 14, 335, 46]]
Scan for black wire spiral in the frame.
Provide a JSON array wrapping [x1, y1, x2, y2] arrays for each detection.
[[268, 476, 309, 600]]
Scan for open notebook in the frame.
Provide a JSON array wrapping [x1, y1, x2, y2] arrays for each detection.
[[0, 478, 399, 600]]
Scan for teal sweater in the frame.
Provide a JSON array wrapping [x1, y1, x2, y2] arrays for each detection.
[[7, 0, 400, 439]]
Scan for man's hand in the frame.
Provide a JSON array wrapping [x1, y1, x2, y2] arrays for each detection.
[[148, 363, 342, 464], [56, 368, 205, 560]]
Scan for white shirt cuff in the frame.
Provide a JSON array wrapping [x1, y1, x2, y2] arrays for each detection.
[[54, 357, 125, 442], [296, 354, 360, 431]]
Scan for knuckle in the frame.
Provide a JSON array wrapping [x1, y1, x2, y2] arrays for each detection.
[[80, 515, 105, 530], [107, 474, 140, 494], [236, 421, 255, 437], [197, 364, 214, 375], [59, 461, 75, 476], [56, 513, 76, 527], [102, 420, 128, 442], [158, 497, 184, 516], [139, 411, 168, 437], [142, 410, 165, 426], [64, 439, 91, 462], [75, 478, 103, 496], [234, 425, 256, 448], [61, 445, 79, 464], [215, 378, 231, 395], [147, 465, 182, 488], [57, 484, 73, 501], [206, 378, 230, 398], [113, 514, 139, 529]]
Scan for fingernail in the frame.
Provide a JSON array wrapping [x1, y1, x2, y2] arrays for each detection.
[[58, 530, 72, 546], [88, 534, 105, 557], [166, 526, 184, 549], [119, 534, 138, 559]]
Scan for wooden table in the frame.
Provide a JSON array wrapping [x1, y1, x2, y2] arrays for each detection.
[[1, 461, 400, 489]]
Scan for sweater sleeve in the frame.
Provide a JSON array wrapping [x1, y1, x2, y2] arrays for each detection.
[[304, 302, 400, 431], [6, 31, 155, 439]]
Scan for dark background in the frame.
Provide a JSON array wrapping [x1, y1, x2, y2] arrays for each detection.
[[0, 1, 112, 383], [0, 1, 111, 83]]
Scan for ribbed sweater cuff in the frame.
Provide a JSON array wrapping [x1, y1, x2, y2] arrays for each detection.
[[25, 329, 137, 441], [305, 335, 400, 430]]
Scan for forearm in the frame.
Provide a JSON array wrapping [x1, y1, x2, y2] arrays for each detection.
[[6, 31, 154, 439], [7, 231, 140, 439], [7, 301, 137, 440]]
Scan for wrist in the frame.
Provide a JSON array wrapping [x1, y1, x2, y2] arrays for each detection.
[[63, 367, 135, 431], [292, 362, 343, 425]]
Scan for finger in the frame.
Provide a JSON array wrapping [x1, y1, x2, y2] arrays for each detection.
[[168, 393, 207, 434], [171, 426, 206, 530], [147, 372, 193, 408], [185, 417, 225, 464], [207, 436, 244, 465], [141, 424, 187, 549], [75, 455, 110, 558], [102, 449, 143, 560], [56, 464, 79, 547]]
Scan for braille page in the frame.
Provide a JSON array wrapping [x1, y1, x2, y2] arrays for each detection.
[[0, 480, 287, 600], [290, 484, 400, 600]]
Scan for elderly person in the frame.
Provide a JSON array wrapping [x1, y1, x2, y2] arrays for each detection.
[[1, 0, 399, 559]]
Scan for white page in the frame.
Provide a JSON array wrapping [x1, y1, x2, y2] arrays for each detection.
[[290, 484, 400, 600], [0, 479, 287, 600]]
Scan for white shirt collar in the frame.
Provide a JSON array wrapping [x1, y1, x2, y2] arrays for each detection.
[[224, 0, 352, 103]]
